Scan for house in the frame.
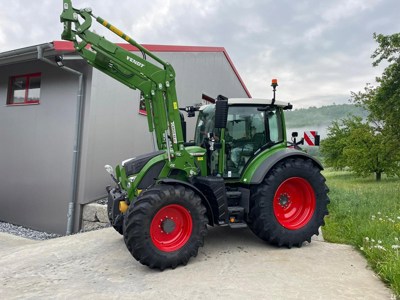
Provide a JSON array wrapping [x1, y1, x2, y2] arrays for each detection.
[[0, 41, 250, 234]]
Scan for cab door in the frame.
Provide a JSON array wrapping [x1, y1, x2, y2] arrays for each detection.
[[223, 105, 283, 178]]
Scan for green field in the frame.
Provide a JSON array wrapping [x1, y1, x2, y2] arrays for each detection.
[[322, 170, 400, 297]]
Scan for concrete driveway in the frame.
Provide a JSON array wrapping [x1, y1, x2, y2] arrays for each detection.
[[0, 227, 394, 299]]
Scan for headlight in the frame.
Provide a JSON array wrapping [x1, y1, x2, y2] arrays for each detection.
[[127, 176, 137, 189]]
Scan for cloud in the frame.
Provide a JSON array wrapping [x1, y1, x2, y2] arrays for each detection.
[[0, 0, 399, 109], [0, 12, 6, 45], [304, 0, 382, 40]]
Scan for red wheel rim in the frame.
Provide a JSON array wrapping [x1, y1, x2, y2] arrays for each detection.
[[150, 204, 193, 252], [273, 177, 316, 230]]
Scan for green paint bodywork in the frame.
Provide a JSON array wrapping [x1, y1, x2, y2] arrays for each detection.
[[116, 147, 207, 201], [240, 143, 287, 183]]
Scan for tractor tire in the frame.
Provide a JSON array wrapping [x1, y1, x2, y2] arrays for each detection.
[[107, 203, 124, 235], [123, 184, 208, 270], [248, 157, 329, 248]]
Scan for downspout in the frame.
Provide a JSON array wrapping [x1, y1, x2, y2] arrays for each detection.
[[37, 44, 85, 235]]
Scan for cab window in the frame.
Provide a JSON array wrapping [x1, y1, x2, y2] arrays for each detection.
[[224, 105, 283, 177]]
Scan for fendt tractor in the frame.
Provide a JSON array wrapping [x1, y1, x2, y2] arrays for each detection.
[[61, 0, 329, 270]]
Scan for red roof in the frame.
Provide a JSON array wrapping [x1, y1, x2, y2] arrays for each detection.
[[53, 41, 251, 97]]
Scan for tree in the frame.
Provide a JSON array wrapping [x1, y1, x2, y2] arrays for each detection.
[[321, 117, 399, 181], [322, 32, 400, 180], [320, 118, 353, 170], [353, 33, 400, 141], [342, 120, 399, 181]]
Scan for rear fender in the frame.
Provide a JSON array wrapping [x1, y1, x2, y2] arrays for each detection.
[[249, 149, 323, 184]]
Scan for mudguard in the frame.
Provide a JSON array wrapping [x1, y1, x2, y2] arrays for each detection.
[[250, 148, 323, 184], [157, 178, 215, 226]]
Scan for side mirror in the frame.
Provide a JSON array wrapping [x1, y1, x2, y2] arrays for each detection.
[[314, 135, 320, 146], [104, 165, 114, 175], [215, 99, 228, 128]]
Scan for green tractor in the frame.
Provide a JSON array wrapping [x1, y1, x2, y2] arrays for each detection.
[[61, 1, 329, 270]]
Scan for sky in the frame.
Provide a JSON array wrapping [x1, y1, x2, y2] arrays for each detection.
[[1, 0, 399, 109]]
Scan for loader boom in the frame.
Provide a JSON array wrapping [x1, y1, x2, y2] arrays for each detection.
[[61, 1, 191, 161]]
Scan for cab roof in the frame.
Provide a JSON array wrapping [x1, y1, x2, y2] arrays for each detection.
[[228, 98, 292, 108]]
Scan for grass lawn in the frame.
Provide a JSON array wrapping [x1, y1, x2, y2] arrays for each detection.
[[322, 170, 400, 297]]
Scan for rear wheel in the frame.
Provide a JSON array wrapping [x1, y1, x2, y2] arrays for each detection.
[[123, 184, 208, 270], [248, 157, 329, 248]]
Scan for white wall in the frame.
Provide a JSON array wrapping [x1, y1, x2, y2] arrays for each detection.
[[0, 60, 91, 234]]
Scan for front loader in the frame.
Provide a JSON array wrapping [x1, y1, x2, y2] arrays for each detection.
[[61, 0, 329, 270]]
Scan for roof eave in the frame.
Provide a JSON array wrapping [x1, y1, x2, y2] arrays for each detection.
[[0, 43, 55, 67], [53, 41, 251, 97]]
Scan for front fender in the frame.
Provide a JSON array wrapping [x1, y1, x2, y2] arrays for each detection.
[[157, 178, 215, 226]]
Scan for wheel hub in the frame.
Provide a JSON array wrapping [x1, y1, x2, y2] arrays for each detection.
[[278, 193, 290, 208], [161, 218, 176, 234]]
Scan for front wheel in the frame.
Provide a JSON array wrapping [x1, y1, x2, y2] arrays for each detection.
[[123, 184, 208, 270], [107, 202, 124, 235], [248, 157, 329, 248]]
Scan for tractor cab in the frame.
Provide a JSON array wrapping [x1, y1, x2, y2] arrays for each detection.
[[194, 98, 291, 178]]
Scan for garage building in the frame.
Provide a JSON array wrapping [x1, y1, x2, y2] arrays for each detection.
[[0, 41, 250, 234]]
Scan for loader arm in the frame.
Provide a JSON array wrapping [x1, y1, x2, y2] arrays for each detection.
[[60, 0, 197, 175], [61, 0, 184, 153]]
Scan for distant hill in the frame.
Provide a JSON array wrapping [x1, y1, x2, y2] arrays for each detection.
[[285, 104, 368, 139]]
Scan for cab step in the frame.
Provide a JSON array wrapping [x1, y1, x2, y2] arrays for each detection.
[[227, 206, 247, 228], [226, 190, 242, 206]]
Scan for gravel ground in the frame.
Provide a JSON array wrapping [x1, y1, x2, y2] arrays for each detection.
[[96, 198, 108, 205], [0, 199, 108, 240], [0, 221, 61, 240]]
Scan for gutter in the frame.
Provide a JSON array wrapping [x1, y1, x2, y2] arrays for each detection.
[[37, 44, 85, 235], [0, 43, 49, 67]]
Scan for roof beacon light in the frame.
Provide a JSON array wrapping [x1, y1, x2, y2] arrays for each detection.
[[271, 78, 278, 105]]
